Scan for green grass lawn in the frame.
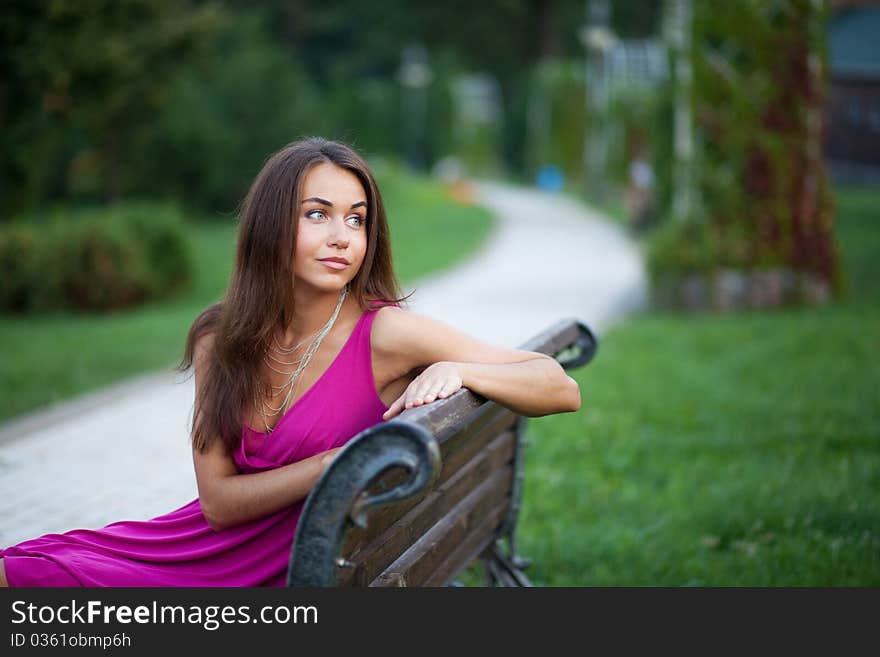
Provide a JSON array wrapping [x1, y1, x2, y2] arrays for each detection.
[[0, 167, 493, 422], [514, 184, 880, 586]]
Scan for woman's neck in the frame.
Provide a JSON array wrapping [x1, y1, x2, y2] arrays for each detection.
[[282, 286, 353, 346]]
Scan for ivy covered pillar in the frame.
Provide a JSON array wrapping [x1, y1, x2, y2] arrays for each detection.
[[649, 0, 841, 312]]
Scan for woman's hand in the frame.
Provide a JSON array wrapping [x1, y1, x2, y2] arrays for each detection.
[[382, 361, 463, 420]]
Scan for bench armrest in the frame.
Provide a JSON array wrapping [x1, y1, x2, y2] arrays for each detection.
[[287, 420, 440, 586], [287, 318, 598, 587]]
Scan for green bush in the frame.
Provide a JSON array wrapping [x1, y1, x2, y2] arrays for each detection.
[[647, 218, 720, 277], [108, 203, 192, 297], [0, 224, 40, 312], [0, 202, 192, 314], [53, 217, 149, 311], [130, 13, 319, 214], [648, 212, 790, 280]]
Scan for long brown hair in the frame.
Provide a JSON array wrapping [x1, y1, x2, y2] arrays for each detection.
[[179, 137, 408, 452]]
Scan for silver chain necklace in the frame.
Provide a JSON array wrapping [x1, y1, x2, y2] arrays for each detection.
[[255, 284, 349, 433]]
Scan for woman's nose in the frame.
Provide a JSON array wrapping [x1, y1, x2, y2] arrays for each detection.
[[327, 216, 349, 247]]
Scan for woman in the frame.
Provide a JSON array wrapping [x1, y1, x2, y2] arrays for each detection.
[[0, 137, 580, 587]]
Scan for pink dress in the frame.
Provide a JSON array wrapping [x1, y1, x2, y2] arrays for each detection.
[[1, 305, 390, 586]]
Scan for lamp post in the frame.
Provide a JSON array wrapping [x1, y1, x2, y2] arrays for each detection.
[[579, 0, 617, 202], [665, 0, 695, 223], [398, 43, 433, 171]]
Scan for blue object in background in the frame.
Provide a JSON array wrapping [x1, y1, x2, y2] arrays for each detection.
[[536, 165, 565, 192]]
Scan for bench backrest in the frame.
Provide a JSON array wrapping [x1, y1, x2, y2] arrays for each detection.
[[287, 317, 597, 587]]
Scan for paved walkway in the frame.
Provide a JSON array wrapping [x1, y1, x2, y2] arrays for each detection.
[[0, 180, 647, 548], [409, 181, 647, 346]]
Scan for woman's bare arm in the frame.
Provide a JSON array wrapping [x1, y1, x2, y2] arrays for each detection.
[[192, 440, 336, 532], [191, 334, 338, 532], [376, 308, 581, 420]]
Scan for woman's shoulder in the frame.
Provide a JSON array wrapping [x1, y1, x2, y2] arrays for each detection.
[[370, 305, 452, 357], [370, 304, 421, 353], [370, 303, 406, 338]]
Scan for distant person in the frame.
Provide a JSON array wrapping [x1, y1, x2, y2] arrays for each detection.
[[536, 164, 565, 192], [625, 156, 654, 233], [432, 155, 474, 204], [0, 137, 581, 587]]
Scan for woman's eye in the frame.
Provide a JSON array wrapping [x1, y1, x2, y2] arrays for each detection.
[[305, 210, 363, 227]]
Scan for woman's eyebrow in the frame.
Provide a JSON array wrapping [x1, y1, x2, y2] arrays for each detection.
[[302, 197, 367, 210]]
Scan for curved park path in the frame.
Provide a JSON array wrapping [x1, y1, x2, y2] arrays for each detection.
[[0, 181, 647, 547]]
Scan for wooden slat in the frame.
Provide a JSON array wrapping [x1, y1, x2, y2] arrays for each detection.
[[369, 470, 512, 587], [339, 431, 515, 585], [339, 406, 518, 555], [337, 431, 516, 586], [422, 501, 509, 587], [437, 404, 518, 457]]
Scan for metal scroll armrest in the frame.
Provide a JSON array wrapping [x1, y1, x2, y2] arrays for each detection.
[[287, 419, 441, 587], [517, 317, 598, 371]]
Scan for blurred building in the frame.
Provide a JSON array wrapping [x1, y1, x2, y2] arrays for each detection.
[[607, 39, 668, 91], [824, 3, 880, 182]]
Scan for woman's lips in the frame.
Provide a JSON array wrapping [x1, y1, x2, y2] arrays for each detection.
[[319, 259, 349, 270]]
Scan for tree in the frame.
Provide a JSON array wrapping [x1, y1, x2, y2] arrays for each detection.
[[0, 0, 224, 215]]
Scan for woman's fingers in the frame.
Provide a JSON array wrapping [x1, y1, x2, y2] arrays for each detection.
[[382, 394, 406, 420], [423, 380, 448, 403], [438, 379, 460, 398], [409, 377, 459, 407], [408, 377, 440, 407], [383, 368, 463, 420]]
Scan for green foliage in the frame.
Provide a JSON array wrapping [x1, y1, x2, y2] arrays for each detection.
[[420, 50, 462, 168], [100, 202, 192, 298], [0, 202, 191, 314], [649, 0, 840, 287], [443, 71, 506, 177], [324, 75, 403, 157], [524, 59, 588, 185], [0, 224, 40, 312], [130, 13, 321, 213], [0, 0, 226, 215], [43, 215, 150, 312], [1, 0, 670, 213], [649, 78, 675, 226], [646, 218, 721, 276]]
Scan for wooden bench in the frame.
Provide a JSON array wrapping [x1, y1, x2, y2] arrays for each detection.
[[286, 317, 598, 587]]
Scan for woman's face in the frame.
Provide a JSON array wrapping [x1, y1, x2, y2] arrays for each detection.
[[293, 162, 368, 295]]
